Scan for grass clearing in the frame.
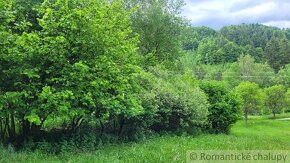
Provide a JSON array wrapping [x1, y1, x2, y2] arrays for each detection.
[[1, 115, 289, 162]]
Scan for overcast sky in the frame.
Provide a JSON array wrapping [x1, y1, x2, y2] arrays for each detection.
[[182, 0, 290, 29]]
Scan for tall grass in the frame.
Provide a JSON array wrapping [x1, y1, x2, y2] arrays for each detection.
[[1, 114, 289, 162]]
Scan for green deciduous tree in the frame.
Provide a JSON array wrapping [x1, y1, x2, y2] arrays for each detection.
[[0, 0, 143, 143], [264, 85, 285, 118], [235, 82, 265, 124], [285, 89, 290, 113], [131, 0, 186, 67]]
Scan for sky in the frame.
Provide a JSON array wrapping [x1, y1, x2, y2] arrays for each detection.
[[182, 0, 290, 29]]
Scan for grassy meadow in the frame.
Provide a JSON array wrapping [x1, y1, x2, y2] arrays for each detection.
[[1, 113, 289, 163]]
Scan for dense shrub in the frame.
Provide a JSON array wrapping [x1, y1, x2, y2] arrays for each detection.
[[199, 80, 242, 133], [137, 68, 209, 134]]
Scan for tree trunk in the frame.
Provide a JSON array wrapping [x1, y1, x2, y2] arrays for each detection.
[[3, 117, 8, 141], [0, 119, 3, 141], [22, 119, 30, 139], [118, 117, 125, 136], [10, 113, 16, 142], [244, 109, 248, 126], [6, 115, 12, 140], [31, 122, 41, 136], [99, 120, 104, 134], [113, 118, 116, 135]]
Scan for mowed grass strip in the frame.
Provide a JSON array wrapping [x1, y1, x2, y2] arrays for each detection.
[[1, 115, 289, 163]]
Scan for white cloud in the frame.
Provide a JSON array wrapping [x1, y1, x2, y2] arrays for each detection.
[[263, 21, 290, 29], [232, 2, 276, 17], [181, 0, 290, 29]]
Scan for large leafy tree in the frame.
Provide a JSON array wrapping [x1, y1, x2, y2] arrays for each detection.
[[130, 0, 186, 67], [0, 0, 143, 142]]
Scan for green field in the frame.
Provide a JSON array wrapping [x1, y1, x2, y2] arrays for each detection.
[[0, 114, 289, 163]]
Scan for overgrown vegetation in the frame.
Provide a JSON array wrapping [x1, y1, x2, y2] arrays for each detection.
[[1, 115, 290, 162], [0, 0, 289, 158]]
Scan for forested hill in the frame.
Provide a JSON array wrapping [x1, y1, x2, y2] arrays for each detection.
[[183, 24, 290, 71], [220, 24, 290, 49]]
